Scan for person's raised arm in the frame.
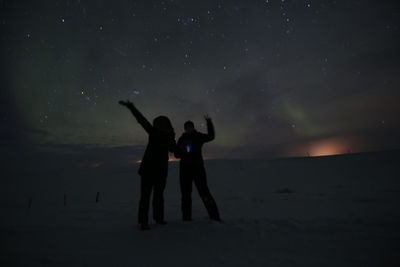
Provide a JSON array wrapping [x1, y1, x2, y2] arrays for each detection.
[[119, 100, 153, 134], [202, 114, 215, 142]]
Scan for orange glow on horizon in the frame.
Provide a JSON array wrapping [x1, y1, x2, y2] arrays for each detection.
[[283, 136, 364, 158], [307, 140, 348, 157]]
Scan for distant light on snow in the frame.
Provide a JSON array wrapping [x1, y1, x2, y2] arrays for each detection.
[[134, 157, 180, 163], [91, 162, 102, 167], [133, 90, 140, 95]]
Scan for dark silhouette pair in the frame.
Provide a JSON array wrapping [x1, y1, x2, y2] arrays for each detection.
[[119, 100, 221, 230]]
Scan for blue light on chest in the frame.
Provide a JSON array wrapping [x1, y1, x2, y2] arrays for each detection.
[[186, 144, 191, 153]]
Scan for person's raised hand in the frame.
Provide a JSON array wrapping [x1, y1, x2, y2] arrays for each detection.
[[204, 114, 212, 121], [119, 100, 134, 108]]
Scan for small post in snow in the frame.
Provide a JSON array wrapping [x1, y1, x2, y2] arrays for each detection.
[[96, 192, 100, 203], [28, 197, 32, 209]]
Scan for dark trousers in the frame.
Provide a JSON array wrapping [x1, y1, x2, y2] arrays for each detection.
[[180, 164, 220, 220], [138, 175, 166, 224]]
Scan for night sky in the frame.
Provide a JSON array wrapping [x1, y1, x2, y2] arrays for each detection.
[[1, 0, 400, 159]]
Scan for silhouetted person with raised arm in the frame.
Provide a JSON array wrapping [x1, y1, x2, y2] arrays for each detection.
[[175, 115, 221, 222], [119, 100, 176, 230]]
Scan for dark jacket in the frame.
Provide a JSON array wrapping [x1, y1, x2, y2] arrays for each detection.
[[128, 106, 176, 177], [175, 119, 215, 166]]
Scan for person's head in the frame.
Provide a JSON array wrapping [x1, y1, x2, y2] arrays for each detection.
[[184, 120, 195, 134], [153, 116, 173, 133]]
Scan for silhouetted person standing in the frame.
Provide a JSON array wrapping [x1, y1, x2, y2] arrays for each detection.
[[119, 100, 176, 230], [175, 115, 221, 222]]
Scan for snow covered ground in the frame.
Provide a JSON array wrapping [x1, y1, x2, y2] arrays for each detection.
[[1, 150, 399, 266]]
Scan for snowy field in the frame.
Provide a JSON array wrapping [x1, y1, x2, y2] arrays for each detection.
[[1, 150, 399, 266]]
